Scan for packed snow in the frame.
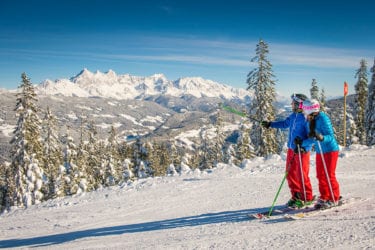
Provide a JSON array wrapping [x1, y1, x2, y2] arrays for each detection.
[[0, 145, 374, 249]]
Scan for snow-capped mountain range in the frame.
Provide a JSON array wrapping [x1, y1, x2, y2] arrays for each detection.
[[36, 68, 251, 100]]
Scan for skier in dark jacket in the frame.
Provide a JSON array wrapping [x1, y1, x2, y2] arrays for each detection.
[[300, 99, 341, 209], [261, 93, 314, 208]]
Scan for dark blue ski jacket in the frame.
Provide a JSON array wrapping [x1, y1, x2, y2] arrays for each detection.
[[269, 112, 311, 151]]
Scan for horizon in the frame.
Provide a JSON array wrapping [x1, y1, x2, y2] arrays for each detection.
[[0, 0, 374, 97]]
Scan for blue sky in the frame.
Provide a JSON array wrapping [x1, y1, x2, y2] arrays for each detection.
[[0, 0, 373, 97]]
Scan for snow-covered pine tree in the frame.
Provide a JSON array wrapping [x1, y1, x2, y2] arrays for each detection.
[[212, 110, 225, 167], [354, 59, 368, 145], [223, 143, 238, 166], [151, 142, 170, 176], [71, 117, 89, 195], [132, 137, 152, 178], [198, 126, 212, 169], [275, 127, 286, 154], [167, 163, 178, 176], [118, 142, 135, 182], [84, 120, 102, 189], [168, 143, 181, 170], [320, 88, 326, 112], [42, 107, 65, 199], [142, 141, 155, 177], [188, 150, 200, 170], [0, 162, 10, 212], [179, 156, 192, 174], [310, 79, 319, 100], [347, 113, 359, 145], [64, 120, 89, 195], [8, 73, 45, 208], [104, 126, 122, 186], [246, 39, 278, 157], [61, 126, 84, 196], [236, 122, 255, 165], [366, 59, 375, 145], [121, 159, 134, 183]]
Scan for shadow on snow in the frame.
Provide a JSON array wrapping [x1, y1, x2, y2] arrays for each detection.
[[0, 205, 285, 248]]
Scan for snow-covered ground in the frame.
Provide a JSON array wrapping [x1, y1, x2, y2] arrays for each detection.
[[0, 145, 374, 249]]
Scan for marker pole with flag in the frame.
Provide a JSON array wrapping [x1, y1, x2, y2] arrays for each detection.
[[343, 82, 348, 147]]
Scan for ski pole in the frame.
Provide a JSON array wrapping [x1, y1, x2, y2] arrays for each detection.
[[221, 104, 262, 122], [267, 155, 294, 216], [316, 140, 336, 205], [221, 104, 247, 117], [297, 144, 307, 203], [267, 170, 288, 217]]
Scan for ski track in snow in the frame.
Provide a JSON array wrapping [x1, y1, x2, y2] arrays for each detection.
[[0, 145, 374, 249]]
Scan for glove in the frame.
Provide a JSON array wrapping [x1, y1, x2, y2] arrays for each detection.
[[294, 146, 306, 154], [315, 133, 324, 141], [310, 131, 324, 141], [261, 121, 271, 128], [294, 136, 303, 146]]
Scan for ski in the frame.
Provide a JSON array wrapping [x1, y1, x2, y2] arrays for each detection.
[[249, 209, 286, 220], [249, 196, 317, 220], [248, 205, 308, 220], [283, 197, 363, 220]]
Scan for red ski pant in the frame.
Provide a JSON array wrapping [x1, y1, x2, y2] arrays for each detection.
[[316, 151, 340, 201], [286, 148, 313, 201]]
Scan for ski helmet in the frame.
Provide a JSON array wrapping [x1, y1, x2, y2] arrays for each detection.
[[291, 93, 308, 111], [291, 93, 308, 103], [302, 99, 320, 116]]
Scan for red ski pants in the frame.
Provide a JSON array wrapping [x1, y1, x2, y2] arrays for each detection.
[[316, 151, 340, 201], [286, 148, 313, 201]]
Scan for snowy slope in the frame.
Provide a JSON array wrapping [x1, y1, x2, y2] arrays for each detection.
[[0, 145, 374, 249], [35, 68, 251, 100]]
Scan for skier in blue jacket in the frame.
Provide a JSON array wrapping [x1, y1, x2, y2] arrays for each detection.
[[299, 99, 341, 209], [261, 93, 314, 208]]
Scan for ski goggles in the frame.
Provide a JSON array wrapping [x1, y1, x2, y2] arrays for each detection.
[[291, 93, 304, 109], [291, 93, 304, 103]]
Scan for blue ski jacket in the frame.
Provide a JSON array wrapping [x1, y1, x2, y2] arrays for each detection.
[[301, 112, 339, 153], [269, 112, 311, 151]]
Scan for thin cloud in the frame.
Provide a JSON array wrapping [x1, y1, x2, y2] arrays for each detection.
[[1, 36, 371, 70], [117, 36, 372, 69]]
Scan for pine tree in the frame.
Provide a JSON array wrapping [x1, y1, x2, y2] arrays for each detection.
[[366, 59, 375, 145], [167, 163, 178, 176], [246, 39, 278, 156], [8, 73, 45, 208], [152, 142, 171, 176], [118, 142, 134, 183], [121, 159, 134, 183], [85, 120, 102, 189], [42, 107, 65, 199], [320, 88, 327, 112], [132, 137, 152, 178], [236, 123, 255, 165], [0, 162, 10, 212], [354, 59, 368, 145], [61, 127, 79, 195], [168, 143, 181, 169], [223, 144, 238, 166], [310, 79, 319, 100], [198, 126, 216, 169], [212, 110, 225, 167], [67, 118, 89, 195], [347, 113, 358, 145], [104, 126, 122, 186]]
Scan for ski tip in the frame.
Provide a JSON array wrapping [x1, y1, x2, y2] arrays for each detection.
[[249, 213, 270, 220]]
